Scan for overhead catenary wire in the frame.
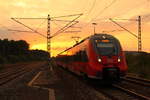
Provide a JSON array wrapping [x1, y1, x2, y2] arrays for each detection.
[[84, 0, 149, 32], [51, 13, 83, 19], [11, 13, 83, 39], [87, 0, 97, 14], [82, 0, 117, 28], [52, 21, 63, 28], [11, 18, 47, 38], [81, 0, 106, 21], [0, 24, 22, 40], [109, 18, 138, 38], [7, 29, 34, 33], [51, 21, 79, 38], [11, 14, 83, 57], [35, 19, 47, 31], [83, 0, 97, 20], [91, 0, 117, 21], [51, 14, 83, 38]]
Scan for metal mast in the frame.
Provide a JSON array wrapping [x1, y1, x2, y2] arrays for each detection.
[[109, 16, 142, 52], [47, 14, 51, 58], [11, 13, 83, 58], [138, 16, 142, 52]]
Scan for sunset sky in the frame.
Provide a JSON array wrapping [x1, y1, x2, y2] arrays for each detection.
[[0, 0, 150, 56]]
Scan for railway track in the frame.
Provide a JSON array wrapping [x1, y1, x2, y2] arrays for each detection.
[[96, 76, 150, 100], [58, 66, 150, 100], [99, 76, 150, 100], [122, 76, 150, 87], [112, 84, 150, 100], [83, 75, 150, 100], [0, 66, 26, 79], [90, 82, 150, 100], [0, 62, 44, 86], [0, 65, 30, 86], [90, 82, 149, 100]]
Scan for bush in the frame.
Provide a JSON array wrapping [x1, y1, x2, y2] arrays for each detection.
[[7, 55, 20, 63], [0, 56, 7, 69], [0, 56, 6, 64], [126, 52, 150, 79], [18, 55, 29, 62]]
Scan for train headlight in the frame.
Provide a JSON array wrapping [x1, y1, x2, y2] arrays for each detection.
[[118, 57, 121, 62], [98, 58, 102, 62]]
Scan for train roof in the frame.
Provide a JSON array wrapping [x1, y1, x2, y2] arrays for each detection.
[[58, 33, 117, 55], [73, 33, 117, 47], [90, 33, 116, 39]]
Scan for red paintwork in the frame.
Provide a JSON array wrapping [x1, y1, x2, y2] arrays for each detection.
[[55, 35, 128, 79]]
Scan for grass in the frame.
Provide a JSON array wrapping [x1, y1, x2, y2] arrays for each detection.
[[126, 52, 150, 79]]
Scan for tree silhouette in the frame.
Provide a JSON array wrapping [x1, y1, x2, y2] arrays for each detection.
[[0, 39, 49, 64]]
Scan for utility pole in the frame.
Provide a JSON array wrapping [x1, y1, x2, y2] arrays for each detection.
[[11, 13, 83, 58], [47, 15, 51, 58], [138, 16, 142, 52], [109, 16, 142, 52]]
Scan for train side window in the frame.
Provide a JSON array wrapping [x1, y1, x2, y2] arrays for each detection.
[[73, 54, 77, 62], [64, 56, 68, 62], [70, 56, 73, 62], [67, 56, 71, 62], [81, 50, 88, 62], [74, 51, 88, 62], [77, 51, 81, 61]]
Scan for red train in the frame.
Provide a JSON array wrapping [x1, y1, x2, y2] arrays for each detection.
[[55, 34, 128, 81]]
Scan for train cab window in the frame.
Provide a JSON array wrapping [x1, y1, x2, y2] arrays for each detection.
[[96, 41, 119, 55]]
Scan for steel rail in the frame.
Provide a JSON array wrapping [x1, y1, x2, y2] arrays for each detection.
[[112, 84, 150, 100], [0, 67, 26, 79], [122, 77, 150, 87], [126, 76, 150, 83], [0, 68, 28, 85]]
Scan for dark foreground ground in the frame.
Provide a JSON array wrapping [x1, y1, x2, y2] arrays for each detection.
[[0, 61, 110, 100], [0, 61, 149, 100]]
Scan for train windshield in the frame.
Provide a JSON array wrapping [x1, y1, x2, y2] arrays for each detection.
[[95, 41, 119, 55]]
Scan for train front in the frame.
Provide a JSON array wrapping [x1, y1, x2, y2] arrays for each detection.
[[88, 34, 128, 80]]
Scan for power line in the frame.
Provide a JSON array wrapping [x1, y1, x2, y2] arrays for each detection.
[[85, 0, 97, 17], [63, 31, 81, 33], [109, 16, 142, 52], [11, 13, 83, 57], [35, 19, 47, 31], [0, 24, 23, 40], [88, 0, 97, 13], [11, 18, 47, 38], [91, 0, 117, 21], [51, 21, 63, 28], [109, 18, 137, 38], [52, 19, 78, 22], [7, 29, 34, 33], [102, 29, 124, 33], [82, 0, 117, 29], [51, 13, 83, 19], [51, 21, 79, 38], [51, 14, 83, 38], [111, 18, 138, 21]]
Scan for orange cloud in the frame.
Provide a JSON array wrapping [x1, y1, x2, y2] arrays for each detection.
[[0, 0, 149, 56]]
